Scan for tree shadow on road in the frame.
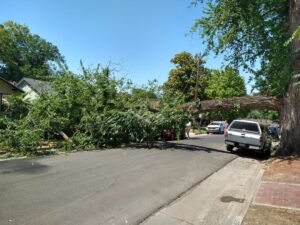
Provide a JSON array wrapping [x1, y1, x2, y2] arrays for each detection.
[[230, 148, 270, 161], [160, 142, 230, 154], [127, 141, 230, 154], [127, 141, 270, 161], [0, 159, 50, 175]]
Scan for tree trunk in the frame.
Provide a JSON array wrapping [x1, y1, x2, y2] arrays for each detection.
[[278, 0, 300, 155], [279, 83, 300, 154], [0, 94, 2, 112]]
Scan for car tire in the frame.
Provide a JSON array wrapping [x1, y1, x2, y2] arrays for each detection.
[[206, 131, 209, 134], [226, 145, 234, 151]]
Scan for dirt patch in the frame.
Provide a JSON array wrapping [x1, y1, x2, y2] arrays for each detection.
[[242, 205, 300, 225], [263, 158, 300, 184]]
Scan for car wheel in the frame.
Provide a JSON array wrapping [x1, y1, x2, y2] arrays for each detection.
[[206, 131, 209, 134], [226, 145, 234, 151]]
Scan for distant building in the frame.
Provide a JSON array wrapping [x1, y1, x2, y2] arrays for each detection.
[[17, 77, 52, 101], [0, 76, 23, 112]]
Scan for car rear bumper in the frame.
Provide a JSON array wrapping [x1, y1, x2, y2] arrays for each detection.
[[206, 128, 221, 133], [225, 140, 262, 150]]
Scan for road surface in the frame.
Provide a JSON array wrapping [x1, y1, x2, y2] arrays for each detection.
[[0, 135, 236, 225]]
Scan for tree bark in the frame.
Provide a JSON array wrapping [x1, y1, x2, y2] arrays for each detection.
[[278, 0, 300, 155], [0, 94, 2, 112], [54, 127, 70, 141], [181, 96, 282, 114], [279, 83, 300, 154], [58, 130, 70, 141]]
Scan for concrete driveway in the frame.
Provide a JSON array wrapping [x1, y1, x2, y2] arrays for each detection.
[[0, 135, 236, 225]]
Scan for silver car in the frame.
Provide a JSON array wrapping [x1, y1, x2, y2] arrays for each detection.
[[206, 121, 226, 134], [224, 119, 271, 153]]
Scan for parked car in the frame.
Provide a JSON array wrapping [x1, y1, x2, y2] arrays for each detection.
[[224, 119, 271, 153], [160, 129, 185, 141], [160, 129, 176, 140], [206, 121, 226, 134], [267, 124, 280, 139]]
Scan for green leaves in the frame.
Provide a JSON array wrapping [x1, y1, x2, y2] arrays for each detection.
[[192, 0, 290, 97], [163, 52, 210, 102], [0, 117, 44, 152], [0, 21, 65, 81], [203, 67, 247, 121], [0, 65, 190, 153], [205, 67, 247, 99]]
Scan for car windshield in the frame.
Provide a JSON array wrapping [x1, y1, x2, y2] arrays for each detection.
[[209, 122, 221, 126], [229, 121, 260, 133]]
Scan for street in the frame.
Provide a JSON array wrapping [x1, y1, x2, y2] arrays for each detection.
[[0, 135, 236, 225]]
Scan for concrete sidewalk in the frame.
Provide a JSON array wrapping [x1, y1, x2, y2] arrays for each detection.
[[242, 159, 300, 225], [141, 157, 263, 225]]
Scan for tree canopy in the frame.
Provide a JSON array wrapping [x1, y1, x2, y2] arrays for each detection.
[[0, 21, 65, 82], [163, 51, 210, 102], [205, 67, 247, 99], [191, 0, 300, 155], [191, 0, 290, 97], [199, 67, 247, 122]]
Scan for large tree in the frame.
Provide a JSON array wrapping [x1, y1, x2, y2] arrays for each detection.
[[191, 0, 290, 97], [0, 21, 65, 82], [205, 67, 247, 121], [192, 0, 300, 154], [205, 67, 246, 99], [204, 67, 247, 121], [163, 51, 210, 102]]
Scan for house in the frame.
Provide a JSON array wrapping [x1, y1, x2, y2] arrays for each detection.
[[17, 77, 52, 101], [0, 76, 23, 112]]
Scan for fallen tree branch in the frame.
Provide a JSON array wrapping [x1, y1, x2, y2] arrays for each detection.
[[181, 96, 283, 114], [54, 127, 70, 141]]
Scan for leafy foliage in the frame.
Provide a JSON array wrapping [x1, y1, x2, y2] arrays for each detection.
[[0, 21, 65, 81], [247, 110, 279, 123], [6, 94, 30, 119], [205, 67, 246, 99], [163, 51, 211, 102], [0, 116, 44, 153], [0, 66, 189, 153], [129, 79, 162, 109], [191, 0, 290, 97], [204, 67, 247, 122]]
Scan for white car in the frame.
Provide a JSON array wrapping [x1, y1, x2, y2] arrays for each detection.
[[224, 119, 271, 153], [206, 121, 226, 134]]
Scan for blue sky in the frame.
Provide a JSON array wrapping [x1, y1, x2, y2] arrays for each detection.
[[0, 0, 251, 91]]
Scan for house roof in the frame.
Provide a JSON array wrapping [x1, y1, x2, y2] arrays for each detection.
[[17, 77, 53, 95], [0, 76, 24, 94]]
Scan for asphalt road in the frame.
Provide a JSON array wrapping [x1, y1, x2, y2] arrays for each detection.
[[0, 134, 236, 225]]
